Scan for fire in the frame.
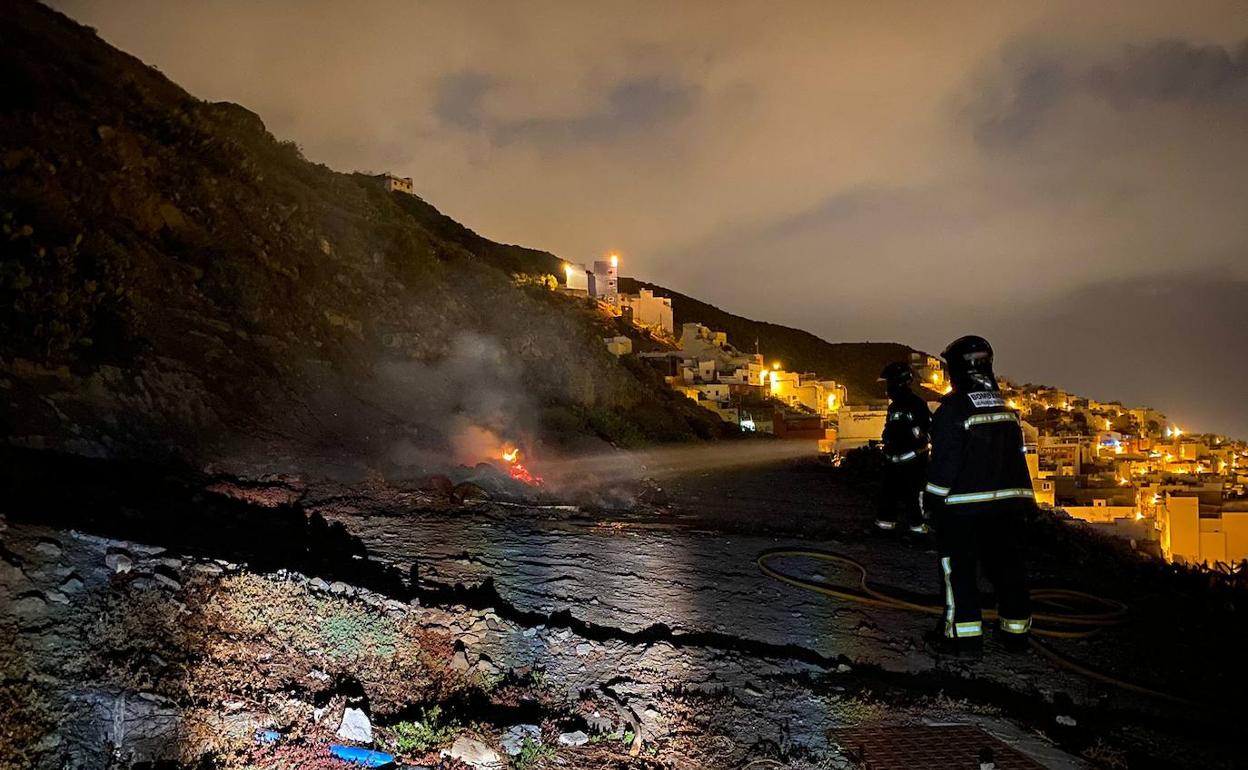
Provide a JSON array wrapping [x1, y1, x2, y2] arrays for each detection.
[[500, 446, 543, 486]]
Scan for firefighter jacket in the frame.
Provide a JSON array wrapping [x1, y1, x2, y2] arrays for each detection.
[[924, 386, 1035, 507], [881, 388, 931, 464]]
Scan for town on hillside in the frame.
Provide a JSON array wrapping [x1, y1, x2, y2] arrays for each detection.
[[556, 249, 1248, 573]]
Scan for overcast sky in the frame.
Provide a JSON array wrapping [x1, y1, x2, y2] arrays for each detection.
[[54, 1, 1248, 437]]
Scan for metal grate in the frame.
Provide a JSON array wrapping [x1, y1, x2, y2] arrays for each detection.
[[832, 725, 1048, 770]]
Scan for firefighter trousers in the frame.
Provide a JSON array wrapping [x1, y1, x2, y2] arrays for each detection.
[[877, 457, 926, 529], [934, 501, 1032, 639]]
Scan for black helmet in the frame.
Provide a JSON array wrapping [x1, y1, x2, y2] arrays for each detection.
[[878, 362, 914, 386], [942, 335, 995, 389]]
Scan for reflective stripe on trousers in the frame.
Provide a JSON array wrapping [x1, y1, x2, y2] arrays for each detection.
[[944, 488, 1034, 505], [942, 556, 983, 638], [999, 616, 1032, 634]]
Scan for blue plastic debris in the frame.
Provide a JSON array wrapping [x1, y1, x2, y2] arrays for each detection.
[[328, 745, 395, 767], [256, 729, 281, 745]]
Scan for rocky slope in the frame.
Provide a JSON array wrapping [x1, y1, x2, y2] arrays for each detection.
[[0, 0, 725, 479]]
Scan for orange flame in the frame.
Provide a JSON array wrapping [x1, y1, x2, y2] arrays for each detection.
[[500, 445, 542, 485]]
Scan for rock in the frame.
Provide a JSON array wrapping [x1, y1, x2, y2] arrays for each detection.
[[309, 577, 330, 591], [13, 592, 47, 617], [575, 643, 594, 656], [105, 551, 133, 573], [189, 562, 223, 576], [448, 736, 502, 768], [34, 539, 62, 558], [337, 706, 373, 743], [836, 663, 852, 673], [154, 573, 181, 590], [44, 589, 70, 604], [59, 576, 83, 593], [558, 730, 589, 747], [328, 580, 352, 595], [451, 649, 470, 672], [1055, 715, 1077, 727], [419, 474, 455, 496], [453, 482, 490, 502], [500, 724, 541, 755]]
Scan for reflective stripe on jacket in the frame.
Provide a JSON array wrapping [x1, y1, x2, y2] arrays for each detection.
[[926, 387, 1034, 507]]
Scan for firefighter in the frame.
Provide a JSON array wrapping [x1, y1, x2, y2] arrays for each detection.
[[923, 335, 1033, 658], [875, 362, 931, 534]]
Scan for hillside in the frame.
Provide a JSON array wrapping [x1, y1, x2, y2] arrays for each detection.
[[620, 277, 928, 402], [0, 0, 726, 477]]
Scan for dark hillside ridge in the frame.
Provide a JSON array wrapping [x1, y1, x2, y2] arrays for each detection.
[[376, 178, 566, 278], [0, 0, 725, 476], [620, 277, 928, 401]]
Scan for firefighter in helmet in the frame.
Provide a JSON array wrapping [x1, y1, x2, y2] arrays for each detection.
[[876, 361, 931, 534], [923, 335, 1033, 658]]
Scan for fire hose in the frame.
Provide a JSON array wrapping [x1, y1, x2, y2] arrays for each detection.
[[756, 548, 1200, 707]]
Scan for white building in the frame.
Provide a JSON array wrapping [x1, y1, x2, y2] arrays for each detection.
[[620, 288, 674, 335], [563, 263, 590, 293], [590, 255, 620, 308], [378, 173, 414, 194], [835, 406, 888, 452]]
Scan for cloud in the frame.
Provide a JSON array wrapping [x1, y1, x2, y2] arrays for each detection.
[[967, 56, 1068, 148], [1087, 39, 1248, 108], [989, 271, 1248, 439], [434, 70, 496, 131], [434, 71, 697, 146], [966, 37, 1248, 148]]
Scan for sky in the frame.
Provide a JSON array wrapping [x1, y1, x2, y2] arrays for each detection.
[[54, 0, 1248, 437]]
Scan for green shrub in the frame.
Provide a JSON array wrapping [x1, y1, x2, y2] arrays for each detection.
[[381, 706, 460, 756], [513, 737, 555, 769]]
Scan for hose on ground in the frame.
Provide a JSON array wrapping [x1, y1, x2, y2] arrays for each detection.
[[756, 548, 1199, 707]]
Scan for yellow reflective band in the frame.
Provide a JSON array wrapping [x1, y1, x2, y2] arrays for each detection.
[[954, 621, 983, 637], [926, 482, 951, 496], [945, 488, 1035, 505], [1000, 617, 1033, 634], [886, 447, 927, 463], [941, 557, 955, 635], [964, 412, 1019, 429]]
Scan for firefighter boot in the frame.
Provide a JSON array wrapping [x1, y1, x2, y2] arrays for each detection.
[[923, 628, 983, 661]]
